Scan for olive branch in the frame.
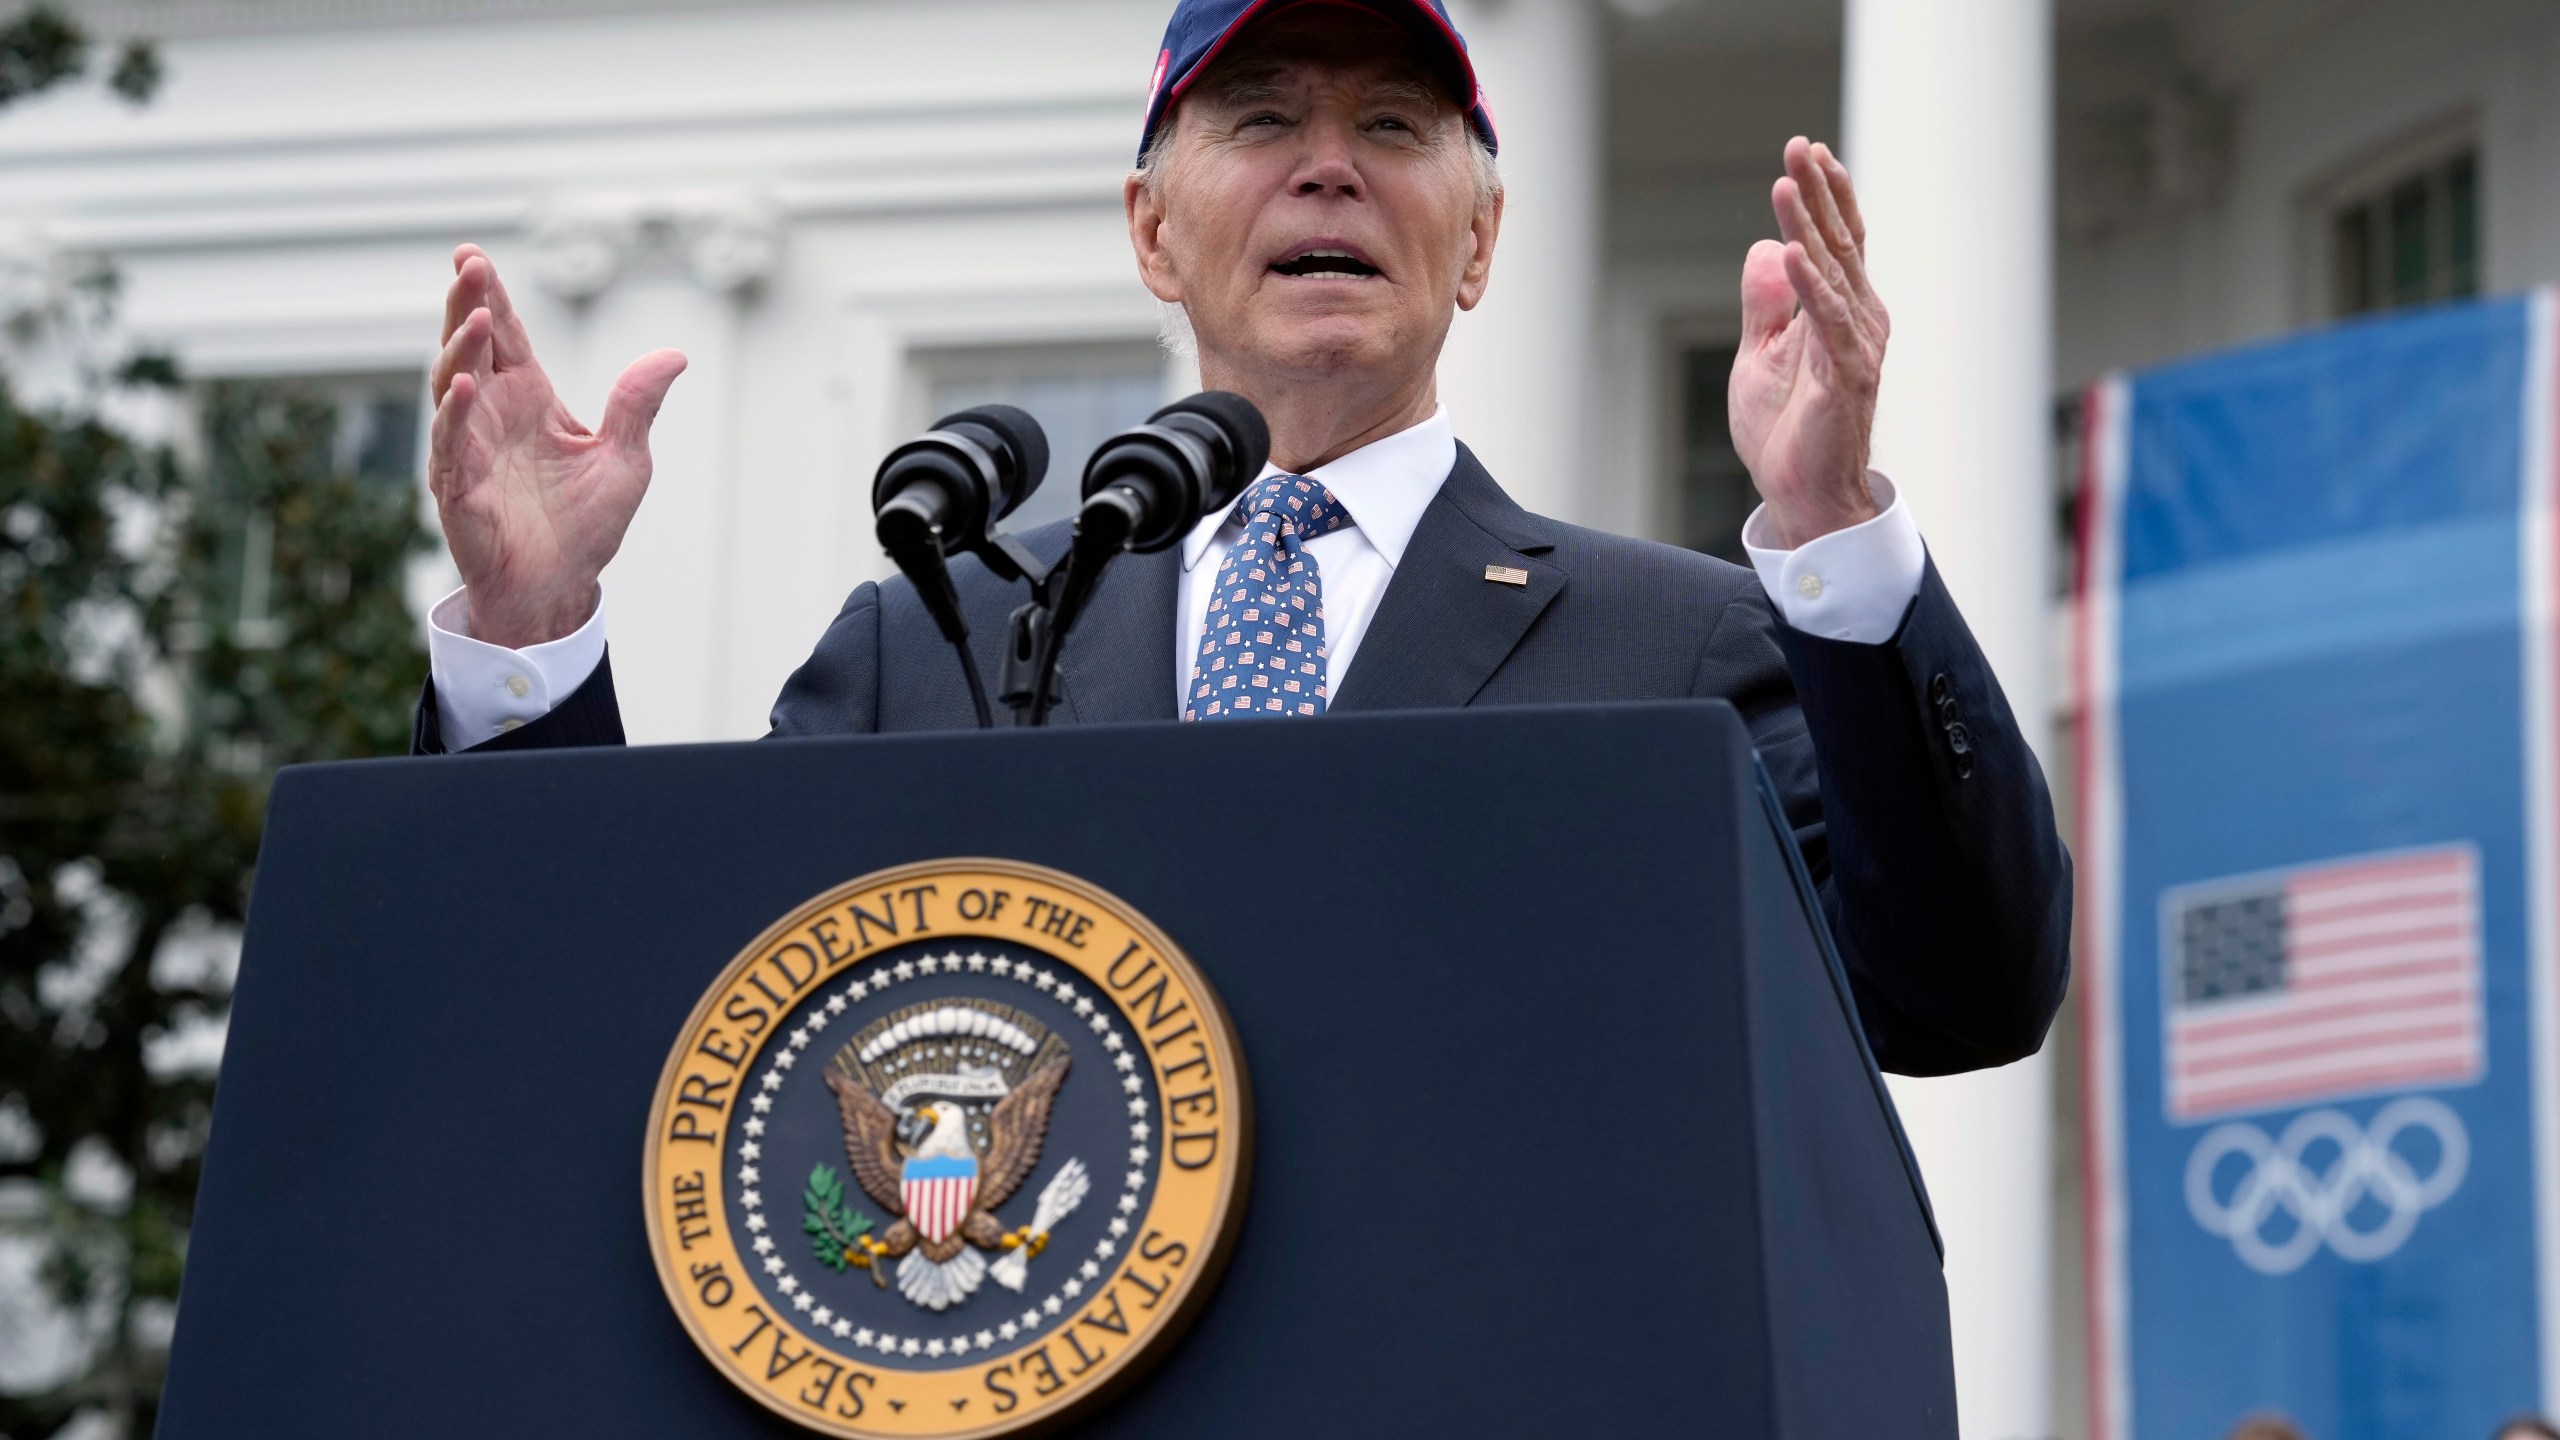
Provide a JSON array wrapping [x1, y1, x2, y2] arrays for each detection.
[[802, 1162, 875, 1272]]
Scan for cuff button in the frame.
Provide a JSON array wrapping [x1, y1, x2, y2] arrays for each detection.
[[1944, 720, 1975, 780]]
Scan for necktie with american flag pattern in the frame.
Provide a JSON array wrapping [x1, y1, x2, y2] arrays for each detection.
[[1182, 473, 1352, 720]]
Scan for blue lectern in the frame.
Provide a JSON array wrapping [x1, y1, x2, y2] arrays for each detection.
[[158, 701, 1951, 1437]]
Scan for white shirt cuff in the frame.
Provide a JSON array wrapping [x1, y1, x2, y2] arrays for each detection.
[[1741, 471, 1926, 645], [425, 585, 608, 750]]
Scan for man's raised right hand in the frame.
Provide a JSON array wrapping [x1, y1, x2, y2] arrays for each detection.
[[427, 243, 687, 650]]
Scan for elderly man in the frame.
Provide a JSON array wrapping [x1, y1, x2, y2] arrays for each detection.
[[416, 0, 2069, 1076]]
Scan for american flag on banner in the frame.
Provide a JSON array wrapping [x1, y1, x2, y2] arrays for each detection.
[[2161, 845, 2484, 1121]]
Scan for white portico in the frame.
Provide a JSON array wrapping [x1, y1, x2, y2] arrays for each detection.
[[0, 2, 2055, 1433], [15, 0, 2560, 1432]]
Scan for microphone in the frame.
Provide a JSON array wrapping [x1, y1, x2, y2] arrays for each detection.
[[1073, 391, 1271, 555], [872, 404, 1050, 559], [871, 404, 1049, 728], [1008, 392, 1270, 725]]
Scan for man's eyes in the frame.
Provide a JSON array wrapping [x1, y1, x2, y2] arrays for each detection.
[[1226, 109, 1429, 139]]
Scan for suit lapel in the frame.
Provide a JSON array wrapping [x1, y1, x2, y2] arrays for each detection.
[[1332, 443, 1564, 713], [1054, 545, 1180, 723]]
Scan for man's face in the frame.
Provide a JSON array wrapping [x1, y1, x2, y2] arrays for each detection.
[[1127, 7, 1500, 389]]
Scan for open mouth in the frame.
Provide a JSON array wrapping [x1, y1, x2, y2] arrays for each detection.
[[1271, 247, 1383, 279]]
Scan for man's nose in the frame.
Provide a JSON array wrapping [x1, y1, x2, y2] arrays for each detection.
[[1288, 119, 1365, 198]]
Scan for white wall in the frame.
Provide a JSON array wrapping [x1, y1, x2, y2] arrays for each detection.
[[1599, 29, 1836, 546], [0, 0, 1172, 742], [0, 0, 1710, 740], [2058, 0, 2560, 388]]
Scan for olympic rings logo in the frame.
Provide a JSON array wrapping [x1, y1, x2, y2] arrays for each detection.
[[2183, 1097, 2469, 1276]]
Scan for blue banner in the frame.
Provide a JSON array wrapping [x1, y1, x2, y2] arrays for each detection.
[[2079, 293, 2559, 1439]]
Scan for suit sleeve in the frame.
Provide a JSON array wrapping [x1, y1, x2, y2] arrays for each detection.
[[1699, 557, 2073, 1076], [408, 580, 891, 753], [411, 648, 629, 754], [766, 581, 885, 737]]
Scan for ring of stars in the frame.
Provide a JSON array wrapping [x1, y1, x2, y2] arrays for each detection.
[[732, 949, 1157, 1360]]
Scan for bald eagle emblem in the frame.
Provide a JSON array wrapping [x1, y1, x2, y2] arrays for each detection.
[[818, 998, 1089, 1312]]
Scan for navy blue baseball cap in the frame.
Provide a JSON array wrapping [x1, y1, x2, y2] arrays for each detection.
[[1136, 0, 1498, 165]]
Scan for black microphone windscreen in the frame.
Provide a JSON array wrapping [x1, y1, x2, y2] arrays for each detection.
[[934, 403, 1049, 518], [1153, 391, 1270, 483]]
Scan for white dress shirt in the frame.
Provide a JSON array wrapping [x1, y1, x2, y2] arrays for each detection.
[[427, 585, 612, 748], [426, 408, 1927, 748], [1739, 469, 1928, 644], [1176, 407, 1455, 704]]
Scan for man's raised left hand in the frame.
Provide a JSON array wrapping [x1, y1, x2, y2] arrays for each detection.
[[1729, 137, 1890, 549]]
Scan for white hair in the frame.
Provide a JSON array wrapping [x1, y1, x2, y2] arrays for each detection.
[[1135, 125, 1500, 364], [1158, 298, 1199, 367]]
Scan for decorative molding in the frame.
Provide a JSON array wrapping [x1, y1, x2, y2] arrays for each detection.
[[527, 209, 635, 301], [682, 202, 782, 295], [0, 93, 1133, 171], [41, 197, 533, 257], [526, 196, 780, 300], [151, 310, 440, 379], [23, 159, 1129, 258], [58, 0, 838, 42]]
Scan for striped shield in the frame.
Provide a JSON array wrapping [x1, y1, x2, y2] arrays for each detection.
[[901, 1154, 979, 1244]]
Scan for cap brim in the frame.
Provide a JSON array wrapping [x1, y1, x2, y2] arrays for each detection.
[[1140, 0, 1497, 163]]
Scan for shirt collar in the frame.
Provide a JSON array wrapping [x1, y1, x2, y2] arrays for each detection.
[[1179, 406, 1455, 573]]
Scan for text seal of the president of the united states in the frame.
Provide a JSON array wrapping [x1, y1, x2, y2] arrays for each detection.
[[645, 860, 1252, 1437]]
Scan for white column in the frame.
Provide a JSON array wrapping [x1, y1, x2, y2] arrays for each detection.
[[579, 270, 740, 744], [1434, 0, 1602, 524], [1842, 4, 2056, 1439], [513, 202, 777, 744]]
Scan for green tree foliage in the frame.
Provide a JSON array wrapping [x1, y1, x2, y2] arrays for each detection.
[[0, 5, 159, 111], [0, 373, 429, 1436], [0, 15, 333, 1435], [189, 384, 434, 763]]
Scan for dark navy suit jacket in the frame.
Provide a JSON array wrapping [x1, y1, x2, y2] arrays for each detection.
[[418, 442, 2071, 1076]]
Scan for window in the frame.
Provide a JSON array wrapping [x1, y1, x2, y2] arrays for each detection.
[[2325, 140, 2478, 318], [196, 372, 421, 648], [911, 342, 1170, 535], [1669, 340, 1755, 565]]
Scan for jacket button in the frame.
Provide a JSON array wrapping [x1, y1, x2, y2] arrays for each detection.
[[1944, 720, 1974, 780], [1929, 672, 1953, 706]]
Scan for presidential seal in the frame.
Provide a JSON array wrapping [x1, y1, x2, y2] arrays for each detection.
[[644, 860, 1250, 1438]]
